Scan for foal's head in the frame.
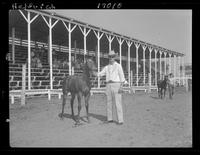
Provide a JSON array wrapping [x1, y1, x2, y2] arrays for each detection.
[[83, 59, 97, 77], [164, 75, 169, 85], [164, 75, 168, 80]]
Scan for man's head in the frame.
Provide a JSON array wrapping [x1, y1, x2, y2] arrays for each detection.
[[108, 50, 118, 64]]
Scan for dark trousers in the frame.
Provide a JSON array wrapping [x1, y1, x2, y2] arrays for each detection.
[[168, 84, 174, 99]]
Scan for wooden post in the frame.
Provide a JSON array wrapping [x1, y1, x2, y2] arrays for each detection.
[[72, 66, 74, 75], [148, 73, 151, 93], [126, 40, 133, 88], [130, 70, 133, 87], [159, 51, 162, 80], [148, 47, 153, 87], [74, 40, 77, 61], [154, 49, 158, 86], [21, 64, 26, 106], [116, 37, 124, 66], [142, 45, 147, 86], [134, 42, 140, 86], [12, 27, 15, 64], [93, 30, 104, 89], [48, 89, 51, 101]]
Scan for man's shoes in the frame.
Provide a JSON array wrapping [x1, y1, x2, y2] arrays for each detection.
[[101, 120, 123, 125], [117, 122, 123, 125]]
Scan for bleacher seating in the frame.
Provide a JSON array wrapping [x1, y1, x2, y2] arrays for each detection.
[[9, 40, 161, 92], [9, 62, 107, 91]]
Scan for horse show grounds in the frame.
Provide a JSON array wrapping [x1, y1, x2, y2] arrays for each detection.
[[9, 87, 192, 148]]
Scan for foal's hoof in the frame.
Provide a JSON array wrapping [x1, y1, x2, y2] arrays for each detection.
[[71, 116, 76, 121], [74, 121, 83, 126], [87, 117, 91, 123], [59, 114, 64, 120]]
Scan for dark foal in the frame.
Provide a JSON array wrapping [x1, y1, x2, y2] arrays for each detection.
[[157, 75, 169, 99], [60, 59, 96, 125]]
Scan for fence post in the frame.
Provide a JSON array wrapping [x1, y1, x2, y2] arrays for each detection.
[[48, 89, 51, 101], [130, 70, 133, 87], [185, 77, 189, 92], [72, 66, 74, 75], [21, 64, 26, 106], [148, 73, 151, 93]]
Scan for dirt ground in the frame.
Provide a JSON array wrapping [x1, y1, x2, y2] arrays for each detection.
[[9, 87, 192, 148]]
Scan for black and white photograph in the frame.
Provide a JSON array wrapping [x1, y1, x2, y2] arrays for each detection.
[[6, 8, 194, 148]]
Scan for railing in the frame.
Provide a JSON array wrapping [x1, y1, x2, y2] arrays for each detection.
[[11, 64, 192, 105], [9, 63, 158, 104]]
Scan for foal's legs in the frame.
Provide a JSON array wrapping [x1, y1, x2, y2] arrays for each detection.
[[158, 88, 160, 98], [169, 85, 172, 99], [70, 93, 76, 121], [163, 88, 166, 99], [76, 92, 82, 124], [61, 93, 68, 120], [84, 92, 91, 123], [160, 88, 163, 99]]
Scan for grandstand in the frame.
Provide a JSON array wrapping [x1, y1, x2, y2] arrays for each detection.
[[9, 10, 186, 104]]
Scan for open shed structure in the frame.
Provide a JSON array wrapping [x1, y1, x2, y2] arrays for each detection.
[[8, 10, 185, 103]]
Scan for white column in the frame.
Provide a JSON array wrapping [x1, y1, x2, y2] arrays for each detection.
[[19, 10, 39, 90], [180, 56, 183, 85], [154, 49, 158, 86], [142, 44, 147, 86], [164, 52, 167, 75], [174, 55, 176, 78], [134, 42, 140, 86], [62, 21, 77, 75], [42, 16, 58, 90], [106, 34, 114, 52], [169, 53, 172, 74], [68, 24, 72, 75], [27, 12, 31, 90], [12, 27, 15, 64], [49, 18, 53, 90], [93, 30, 104, 88], [178, 56, 181, 84], [126, 40, 133, 87], [182, 56, 185, 85], [21, 64, 26, 105], [159, 51, 162, 80], [117, 37, 124, 65], [148, 47, 153, 87], [166, 53, 169, 74], [79, 25, 91, 62]]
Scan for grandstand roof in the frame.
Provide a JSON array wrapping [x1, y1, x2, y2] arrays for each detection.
[[9, 10, 184, 57]]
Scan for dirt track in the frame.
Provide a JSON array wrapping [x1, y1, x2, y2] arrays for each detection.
[[9, 88, 192, 147]]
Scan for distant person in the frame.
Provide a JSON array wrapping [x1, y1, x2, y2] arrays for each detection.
[[62, 60, 68, 69], [31, 51, 37, 68], [36, 57, 42, 68], [53, 58, 59, 69]]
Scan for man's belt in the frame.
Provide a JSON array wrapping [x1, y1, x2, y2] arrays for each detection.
[[107, 80, 120, 84]]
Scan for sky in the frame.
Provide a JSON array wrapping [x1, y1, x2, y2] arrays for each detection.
[[47, 10, 192, 64]]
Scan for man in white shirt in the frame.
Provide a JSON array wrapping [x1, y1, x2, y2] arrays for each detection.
[[96, 50, 128, 125]]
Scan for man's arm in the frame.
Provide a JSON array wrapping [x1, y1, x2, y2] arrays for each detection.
[[97, 66, 107, 77]]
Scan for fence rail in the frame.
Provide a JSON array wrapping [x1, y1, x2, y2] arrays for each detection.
[[9, 64, 191, 105]]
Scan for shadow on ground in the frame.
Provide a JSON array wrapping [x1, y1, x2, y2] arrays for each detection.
[[58, 112, 107, 123]]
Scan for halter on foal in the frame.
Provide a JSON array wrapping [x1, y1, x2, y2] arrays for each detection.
[[60, 59, 96, 125], [157, 75, 169, 99]]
